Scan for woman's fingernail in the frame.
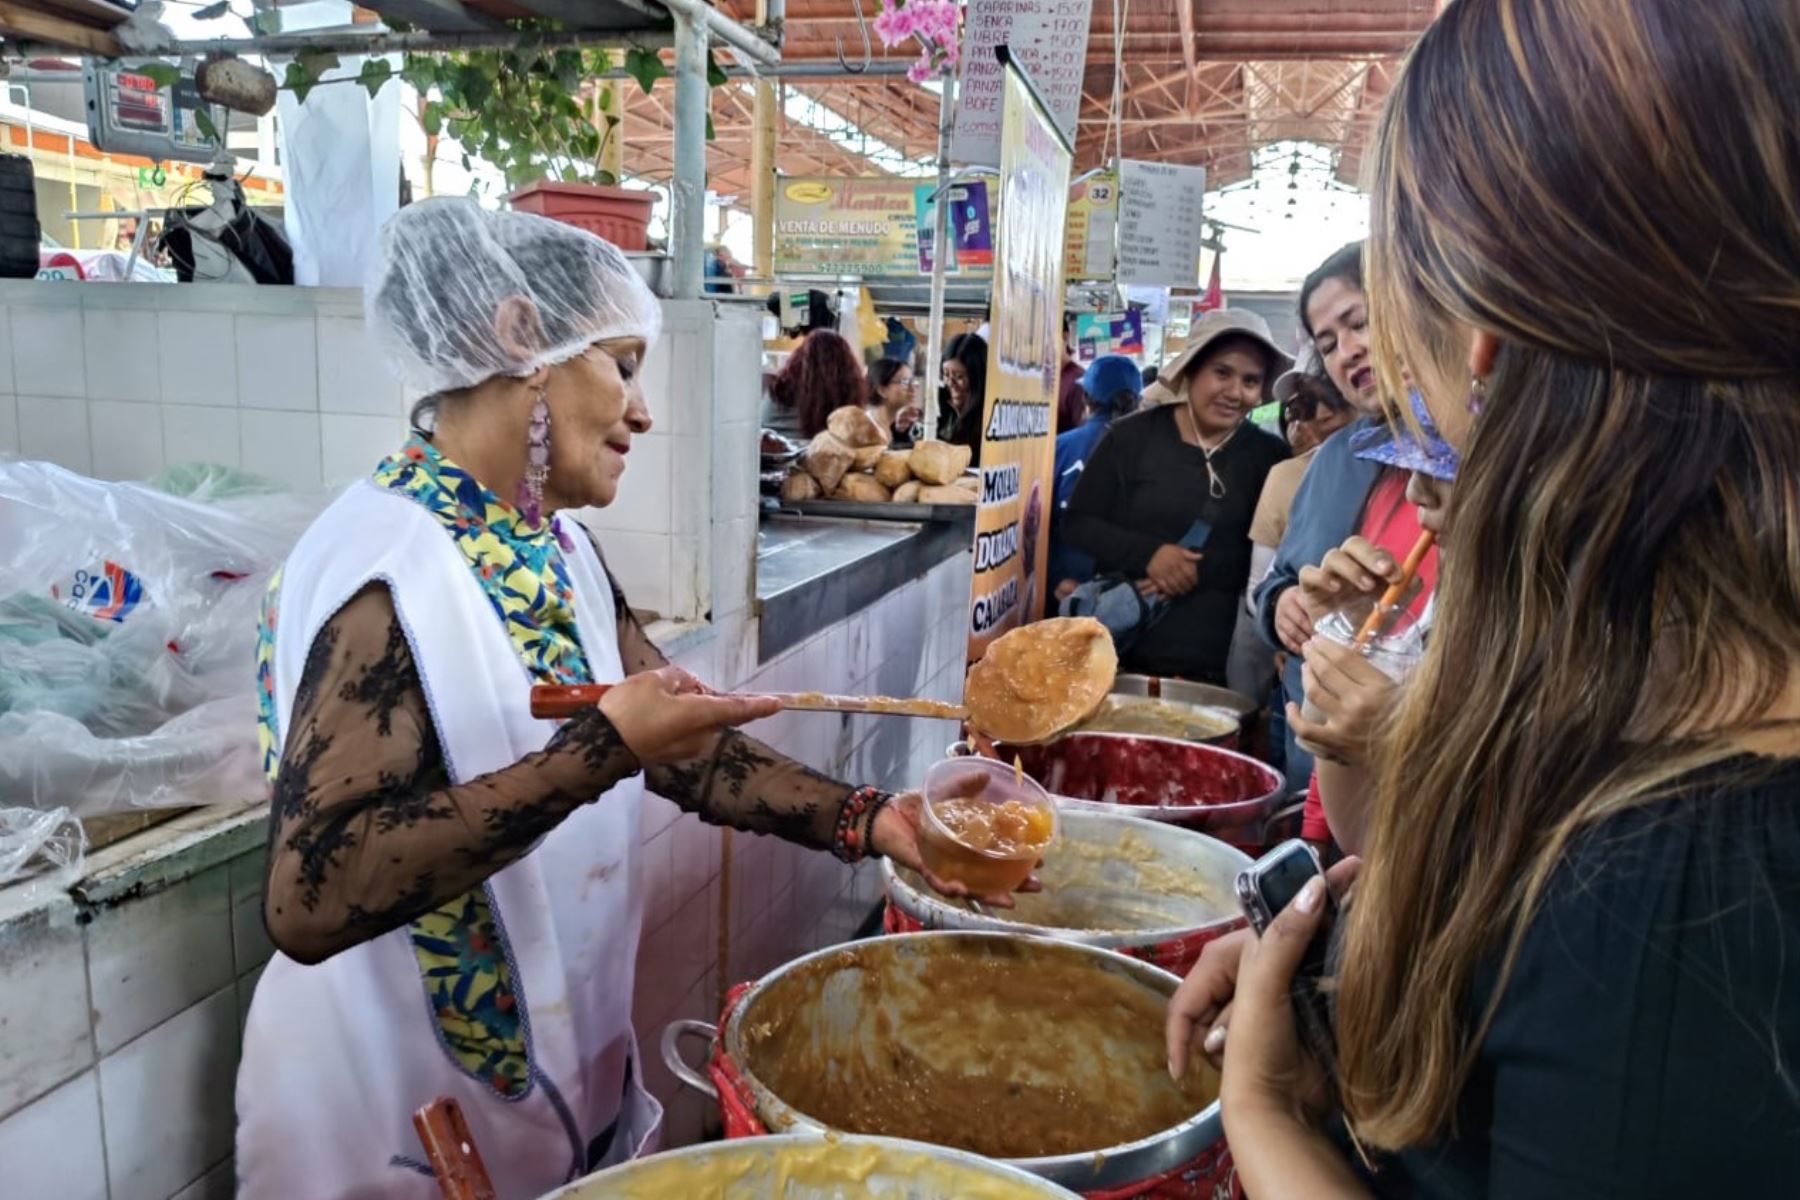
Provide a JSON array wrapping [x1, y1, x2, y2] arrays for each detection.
[[1168, 1058, 1181, 1082], [1297, 876, 1326, 913], [1203, 1025, 1227, 1055]]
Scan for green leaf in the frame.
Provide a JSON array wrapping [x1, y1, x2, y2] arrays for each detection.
[[598, 84, 614, 111], [359, 58, 394, 98], [193, 107, 220, 143], [461, 152, 472, 172], [193, 1, 231, 19], [282, 61, 317, 104], [597, 169, 618, 187], [623, 46, 668, 95], [705, 113, 716, 141], [422, 105, 443, 138], [252, 9, 281, 36], [137, 62, 182, 90], [706, 50, 728, 88], [604, 112, 621, 131], [297, 49, 340, 81]]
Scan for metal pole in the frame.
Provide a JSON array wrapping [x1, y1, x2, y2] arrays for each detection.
[[671, 8, 709, 300], [920, 67, 956, 443]]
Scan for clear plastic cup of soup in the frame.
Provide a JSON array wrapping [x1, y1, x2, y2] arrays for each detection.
[[1296, 600, 1426, 756], [918, 757, 1059, 896]]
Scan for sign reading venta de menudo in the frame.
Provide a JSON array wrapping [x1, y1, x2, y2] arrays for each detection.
[[774, 177, 994, 277]]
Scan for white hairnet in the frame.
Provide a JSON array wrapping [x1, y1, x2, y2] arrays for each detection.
[[366, 197, 663, 398]]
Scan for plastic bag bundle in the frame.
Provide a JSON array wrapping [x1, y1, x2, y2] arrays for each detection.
[[366, 196, 662, 399], [0, 805, 86, 900], [0, 460, 323, 831]]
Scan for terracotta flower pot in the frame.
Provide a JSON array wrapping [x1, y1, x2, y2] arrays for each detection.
[[504, 181, 655, 251]]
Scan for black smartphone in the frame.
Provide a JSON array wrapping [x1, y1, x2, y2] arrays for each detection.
[[1236, 839, 1339, 1079]]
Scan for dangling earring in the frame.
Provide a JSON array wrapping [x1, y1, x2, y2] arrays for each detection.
[[518, 385, 550, 528], [1467, 375, 1489, 415]]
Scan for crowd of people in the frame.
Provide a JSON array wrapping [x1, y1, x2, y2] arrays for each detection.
[[751, 2, 1800, 1191]]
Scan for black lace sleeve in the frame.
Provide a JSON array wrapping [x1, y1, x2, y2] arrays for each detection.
[[263, 582, 643, 965], [601, 543, 877, 853]]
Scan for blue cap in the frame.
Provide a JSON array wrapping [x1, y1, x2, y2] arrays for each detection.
[[1082, 355, 1143, 412], [1350, 391, 1462, 481]]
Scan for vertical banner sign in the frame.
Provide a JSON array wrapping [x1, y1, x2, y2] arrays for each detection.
[[951, 0, 1093, 167], [1117, 159, 1209, 288], [967, 53, 1074, 663], [1062, 170, 1117, 281]]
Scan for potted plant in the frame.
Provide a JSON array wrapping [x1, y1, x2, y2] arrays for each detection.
[[403, 47, 659, 249]]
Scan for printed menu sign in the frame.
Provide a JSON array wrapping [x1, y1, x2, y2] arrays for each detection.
[[951, 0, 1093, 167], [1117, 159, 1208, 288], [967, 60, 1073, 662]]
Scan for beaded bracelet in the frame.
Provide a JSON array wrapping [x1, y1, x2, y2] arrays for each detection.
[[831, 785, 892, 863]]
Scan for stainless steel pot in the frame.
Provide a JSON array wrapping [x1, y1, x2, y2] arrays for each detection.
[[1114, 673, 1260, 719], [663, 932, 1225, 1195], [882, 808, 1247, 955], [542, 1133, 1079, 1198]]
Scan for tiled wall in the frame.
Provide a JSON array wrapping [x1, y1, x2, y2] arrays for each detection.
[[0, 283, 407, 494], [0, 283, 755, 624], [0, 808, 268, 1200], [569, 299, 766, 623]]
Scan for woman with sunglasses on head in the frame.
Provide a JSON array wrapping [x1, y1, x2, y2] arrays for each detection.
[[1254, 242, 1442, 802], [1184, 2, 1800, 1196]]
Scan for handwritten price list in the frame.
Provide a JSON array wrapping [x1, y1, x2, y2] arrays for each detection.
[[1117, 159, 1209, 288], [951, 0, 1093, 167]]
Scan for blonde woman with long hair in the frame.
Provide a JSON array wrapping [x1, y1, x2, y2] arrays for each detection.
[[1175, 1, 1800, 1195]]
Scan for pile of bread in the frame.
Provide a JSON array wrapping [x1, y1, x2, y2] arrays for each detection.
[[779, 406, 978, 505]]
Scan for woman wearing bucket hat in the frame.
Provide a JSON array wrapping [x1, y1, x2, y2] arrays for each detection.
[[240, 199, 1004, 1198], [1061, 309, 1291, 683], [1193, 0, 1800, 1195]]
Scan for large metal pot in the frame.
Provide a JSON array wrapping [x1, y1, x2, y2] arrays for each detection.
[[542, 1133, 1079, 1198], [663, 932, 1230, 1196], [882, 809, 1249, 975]]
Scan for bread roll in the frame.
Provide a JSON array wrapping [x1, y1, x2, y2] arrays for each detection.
[[827, 405, 888, 449], [832, 473, 893, 503], [909, 439, 972, 485], [892, 481, 923, 504], [918, 485, 976, 505], [780, 470, 821, 502], [803, 431, 855, 492], [851, 443, 887, 470], [874, 451, 914, 489]]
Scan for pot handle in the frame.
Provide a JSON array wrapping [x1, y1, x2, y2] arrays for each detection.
[[659, 1019, 719, 1101]]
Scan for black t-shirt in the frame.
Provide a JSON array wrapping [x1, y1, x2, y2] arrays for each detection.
[[1367, 755, 1800, 1198], [1061, 404, 1287, 681]]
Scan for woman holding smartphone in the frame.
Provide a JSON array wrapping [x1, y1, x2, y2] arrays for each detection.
[[1170, 1, 1800, 1195]]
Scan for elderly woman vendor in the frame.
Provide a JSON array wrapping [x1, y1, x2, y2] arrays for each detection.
[[237, 200, 968, 1197]]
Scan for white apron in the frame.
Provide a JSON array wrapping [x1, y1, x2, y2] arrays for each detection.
[[236, 482, 661, 1199]]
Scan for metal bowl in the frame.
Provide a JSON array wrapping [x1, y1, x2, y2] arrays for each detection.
[[953, 732, 1285, 848], [668, 932, 1225, 1195], [883, 808, 1247, 953], [1113, 674, 1259, 719], [543, 1133, 1078, 1198]]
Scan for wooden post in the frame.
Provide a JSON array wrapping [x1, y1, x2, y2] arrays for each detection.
[[750, 0, 777, 278], [596, 53, 625, 184]]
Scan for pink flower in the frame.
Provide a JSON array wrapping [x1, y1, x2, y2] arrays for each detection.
[[873, 0, 920, 47], [908, 59, 934, 84]]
